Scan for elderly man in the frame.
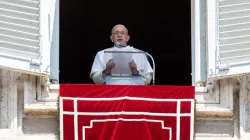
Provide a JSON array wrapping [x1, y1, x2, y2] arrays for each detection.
[[90, 24, 153, 84]]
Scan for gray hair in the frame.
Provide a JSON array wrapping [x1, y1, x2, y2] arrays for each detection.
[[111, 24, 128, 33]]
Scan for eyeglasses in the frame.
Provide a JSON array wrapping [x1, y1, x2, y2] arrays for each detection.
[[112, 31, 128, 35]]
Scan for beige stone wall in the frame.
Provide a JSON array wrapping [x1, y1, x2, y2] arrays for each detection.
[[0, 69, 58, 140]]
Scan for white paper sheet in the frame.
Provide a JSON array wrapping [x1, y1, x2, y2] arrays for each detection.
[[111, 52, 132, 76], [103, 47, 147, 76]]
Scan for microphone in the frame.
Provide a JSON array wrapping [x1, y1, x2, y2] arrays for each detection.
[[113, 42, 156, 84], [115, 42, 127, 47]]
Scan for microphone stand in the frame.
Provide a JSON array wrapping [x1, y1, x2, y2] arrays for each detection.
[[144, 52, 156, 85]]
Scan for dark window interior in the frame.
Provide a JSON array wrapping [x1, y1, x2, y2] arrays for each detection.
[[60, 0, 191, 85]]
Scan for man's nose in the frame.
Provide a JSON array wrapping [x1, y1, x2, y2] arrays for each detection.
[[117, 32, 122, 36]]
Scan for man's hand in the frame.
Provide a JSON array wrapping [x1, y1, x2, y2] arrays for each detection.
[[104, 59, 115, 75], [129, 60, 138, 75]]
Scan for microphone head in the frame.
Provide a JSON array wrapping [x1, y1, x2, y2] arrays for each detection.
[[115, 42, 126, 47], [114, 42, 120, 46]]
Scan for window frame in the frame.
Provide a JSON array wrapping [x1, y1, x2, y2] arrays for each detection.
[[191, 0, 234, 113], [192, 0, 220, 104]]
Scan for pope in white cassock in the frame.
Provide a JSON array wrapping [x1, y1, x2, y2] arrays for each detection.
[[90, 24, 153, 85]]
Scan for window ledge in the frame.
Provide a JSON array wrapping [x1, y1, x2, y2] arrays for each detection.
[[196, 105, 233, 118], [24, 102, 58, 117], [195, 86, 208, 93], [50, 84, 59, 90], [50, 84, 208, 92]]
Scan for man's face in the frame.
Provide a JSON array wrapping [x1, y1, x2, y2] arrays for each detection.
[[110, 25, 130, 46]]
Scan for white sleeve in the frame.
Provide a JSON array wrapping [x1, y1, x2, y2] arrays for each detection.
[[90, 52, 104, 75], [91, 71, 106, 84], [138, 71, 152, 85], [90, 51, 106, 84]]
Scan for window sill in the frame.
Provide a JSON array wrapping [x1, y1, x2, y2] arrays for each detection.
[[195, 86, 207, 93]]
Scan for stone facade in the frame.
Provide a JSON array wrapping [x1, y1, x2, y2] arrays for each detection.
[[0, 69, 250, 139]]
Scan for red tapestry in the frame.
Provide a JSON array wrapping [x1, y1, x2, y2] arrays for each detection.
[[60, 84, 195, 140]]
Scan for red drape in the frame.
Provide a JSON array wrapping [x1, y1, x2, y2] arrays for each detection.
[[60, 84, 195, 140]]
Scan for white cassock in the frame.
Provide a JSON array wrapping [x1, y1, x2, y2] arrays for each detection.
[[90, 46, 153, 84]]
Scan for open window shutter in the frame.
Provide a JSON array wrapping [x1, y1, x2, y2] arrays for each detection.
[[208, 0, 250, 79], [0, 0, 50, 76]]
